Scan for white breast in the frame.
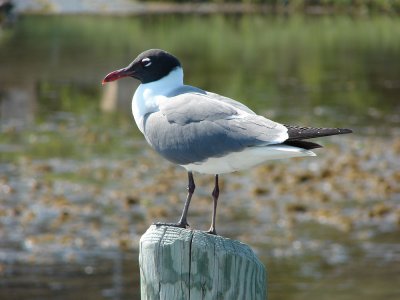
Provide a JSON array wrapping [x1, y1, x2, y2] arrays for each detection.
[[132, 67, 184, 133]]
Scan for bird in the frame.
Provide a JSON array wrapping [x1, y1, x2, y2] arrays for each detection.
[[102, 49, 352, 235]]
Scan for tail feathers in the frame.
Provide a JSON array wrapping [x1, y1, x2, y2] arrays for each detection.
[[283, 140, 322, 150], [285, 125, 352, 140]]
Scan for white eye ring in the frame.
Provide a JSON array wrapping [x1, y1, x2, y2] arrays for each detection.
[[142, 58, 152, 67]]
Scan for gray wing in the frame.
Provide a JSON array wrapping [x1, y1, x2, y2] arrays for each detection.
[[143, 93, 288, 165], [205, 91, 257, 115], [167, 85, 256, 115]]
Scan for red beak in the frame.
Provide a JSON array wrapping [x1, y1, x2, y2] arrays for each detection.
[[102, 68, 133, 85]]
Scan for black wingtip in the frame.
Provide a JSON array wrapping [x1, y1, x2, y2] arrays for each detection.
[[285, 125, 353, 140], [283, 140, 323, 150], [338, 128, 353, 134]]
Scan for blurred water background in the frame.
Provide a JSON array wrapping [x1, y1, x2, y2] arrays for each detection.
[[0, 1, 400, 299]]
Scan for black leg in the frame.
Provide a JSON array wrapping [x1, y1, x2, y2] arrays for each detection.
[[154, 171, 195, 229], [206, 174, 219, 235], [177, 171, 195, 227]]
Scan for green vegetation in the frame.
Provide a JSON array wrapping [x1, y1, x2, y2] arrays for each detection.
[[137, 0, 400, 14], [1, 14, 400, 163]]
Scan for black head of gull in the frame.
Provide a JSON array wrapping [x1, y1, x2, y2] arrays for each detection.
[[103, 49, 181, 84], [102, 49, 352, 235]]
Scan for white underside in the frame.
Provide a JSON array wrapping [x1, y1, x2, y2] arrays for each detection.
[[181, 145, 316, 174]]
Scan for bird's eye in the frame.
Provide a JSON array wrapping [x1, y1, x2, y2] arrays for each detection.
[[141, 58, 152, 67]]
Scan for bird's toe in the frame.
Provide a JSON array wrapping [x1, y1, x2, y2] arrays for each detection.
[[153, 221, 190, 229]]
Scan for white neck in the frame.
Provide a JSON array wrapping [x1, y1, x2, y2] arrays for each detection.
[[132, 67, 184, 133]]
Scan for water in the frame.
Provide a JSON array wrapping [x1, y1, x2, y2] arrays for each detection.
[[0, 14, 399, 299]]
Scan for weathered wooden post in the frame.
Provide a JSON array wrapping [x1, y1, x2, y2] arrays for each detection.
[[139, 225, 267, 299]]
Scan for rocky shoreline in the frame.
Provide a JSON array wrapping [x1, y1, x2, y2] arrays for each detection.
[[0, 134, 398, 264]]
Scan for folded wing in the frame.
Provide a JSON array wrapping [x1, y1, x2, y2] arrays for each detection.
[[143, 92, 288, 165]]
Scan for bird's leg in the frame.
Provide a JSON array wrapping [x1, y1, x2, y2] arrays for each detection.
[[153, 171, 195, 229], [176, 171, 195, 227], [206, 174, 219, 235]]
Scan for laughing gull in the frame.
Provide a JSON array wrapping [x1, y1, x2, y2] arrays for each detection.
[[102, 49, 352, 234]]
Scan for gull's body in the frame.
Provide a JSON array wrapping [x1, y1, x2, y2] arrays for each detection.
[[103, 49, 352, 234], [132, 67, 315, 174]]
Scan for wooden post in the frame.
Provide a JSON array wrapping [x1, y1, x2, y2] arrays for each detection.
[[139, 225, 267, 299]]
